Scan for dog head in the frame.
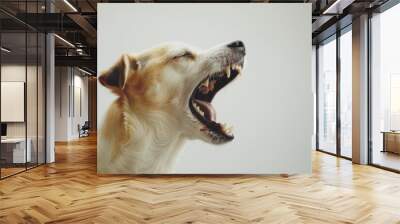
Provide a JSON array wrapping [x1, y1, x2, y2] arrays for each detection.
[[99, 41, 246, 144]]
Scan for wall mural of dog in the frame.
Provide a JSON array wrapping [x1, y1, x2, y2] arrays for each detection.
[[98, 41, 246, 174]]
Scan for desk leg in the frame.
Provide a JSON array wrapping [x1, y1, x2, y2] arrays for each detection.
[[382, 133, 386, 153]]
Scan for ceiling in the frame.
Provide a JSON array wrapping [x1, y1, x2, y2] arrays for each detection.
[[0, 0, 394, 73]]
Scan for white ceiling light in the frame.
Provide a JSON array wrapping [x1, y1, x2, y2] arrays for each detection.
[[63, 0, 78, 12], [76, 49, 84, 55], [54, 34, 75, 48], [1, 47, 11, 53]]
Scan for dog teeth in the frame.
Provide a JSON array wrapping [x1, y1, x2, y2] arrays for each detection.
[[204, 77, 209, 87], [201, 77, 215, 93], [236, 65, 242, 73], [232, 64, 241, 72], [225, 64, 243, 78], [194, 103, 205, 116], [221, 123, 233, 135], [195, 105, 201, 112], [225, 66, 231, 78], [199, 85, 207, 94], [226, 126, 233, 134], [222, 123, 228, 129], [209, 80, 216, 91]]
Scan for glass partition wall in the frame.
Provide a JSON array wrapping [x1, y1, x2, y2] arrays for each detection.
[[0, 2, 46, 179], [316, 26, 352, 159]]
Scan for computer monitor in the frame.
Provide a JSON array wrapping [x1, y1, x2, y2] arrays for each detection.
[[1, 123, 7, 137]]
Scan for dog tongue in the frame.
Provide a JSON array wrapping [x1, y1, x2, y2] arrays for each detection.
[[194, 99, 216, 122]]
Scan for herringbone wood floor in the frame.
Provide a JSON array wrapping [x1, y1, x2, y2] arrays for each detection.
[[1, 135, 400, 224]]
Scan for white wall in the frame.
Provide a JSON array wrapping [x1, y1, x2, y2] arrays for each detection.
[[71, 73, 89, 138], [54, 67, 89, 141], [55, 67, 68, 141], [1, 65, 37, 137], [1, 65, 27, 140]]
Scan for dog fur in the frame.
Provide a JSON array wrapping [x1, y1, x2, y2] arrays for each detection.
[[98, 42, 245, 174]]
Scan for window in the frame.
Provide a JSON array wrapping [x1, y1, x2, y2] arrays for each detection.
[[340, 29, 352, 158], [317, 37, 337, 154], [371, 3, 400, 171], [316, 26, 353, 159]]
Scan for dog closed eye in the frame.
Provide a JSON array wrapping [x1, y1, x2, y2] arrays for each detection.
[[172, 51, 195, 60]]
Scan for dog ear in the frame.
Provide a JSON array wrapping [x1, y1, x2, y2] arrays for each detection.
[[99, 54, 139, 94]]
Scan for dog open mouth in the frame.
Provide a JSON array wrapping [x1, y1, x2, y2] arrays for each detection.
[[189, 61, 244, 142]]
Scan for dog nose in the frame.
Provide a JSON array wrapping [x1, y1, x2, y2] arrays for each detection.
[[227, 41, 245, 54], [227, 41, 244, 48]]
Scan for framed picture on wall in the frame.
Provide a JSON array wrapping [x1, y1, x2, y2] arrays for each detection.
[[97, 3, 312, 174]]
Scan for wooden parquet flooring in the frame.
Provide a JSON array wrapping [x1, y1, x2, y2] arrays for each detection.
[[1, 134, 400, 223]]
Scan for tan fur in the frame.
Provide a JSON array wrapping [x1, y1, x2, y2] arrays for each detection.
[[98, 42, 244, 174]]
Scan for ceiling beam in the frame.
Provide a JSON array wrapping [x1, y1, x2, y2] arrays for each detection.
[[12, 13, 83, 32], [312, 14, 352, 44], [322, 0, 356, 14], [55, 55, 96, 71], [67, 13, 97, 39], [312, 15, 335, 33]]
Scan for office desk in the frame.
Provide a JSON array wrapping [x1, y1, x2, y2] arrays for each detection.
[[382, 131, 400, 154], [1, 138, 31, 163]]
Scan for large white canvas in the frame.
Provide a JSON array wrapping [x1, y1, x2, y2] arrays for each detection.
[[97, 3, 312, 174]]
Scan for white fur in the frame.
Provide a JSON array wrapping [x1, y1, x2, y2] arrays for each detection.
[[98, 42, 244, 174]]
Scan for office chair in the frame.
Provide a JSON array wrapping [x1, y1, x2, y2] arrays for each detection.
[[79, 121, 90, 138]]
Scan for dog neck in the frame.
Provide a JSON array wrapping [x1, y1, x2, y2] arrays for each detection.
[[99, 98, 186, 174]]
